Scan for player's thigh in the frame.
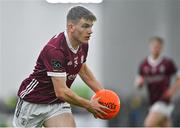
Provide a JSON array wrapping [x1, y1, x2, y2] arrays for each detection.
[[43, 113, 76, 127], [144, 111, 165, 127]]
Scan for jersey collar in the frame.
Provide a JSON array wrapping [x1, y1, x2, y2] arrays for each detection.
[[64, 30, 79, 54], [147, 55, 163, 67]]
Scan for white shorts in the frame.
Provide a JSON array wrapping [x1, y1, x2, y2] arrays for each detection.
[[13, 98, 72, 127], [149, 101, 174, 118]]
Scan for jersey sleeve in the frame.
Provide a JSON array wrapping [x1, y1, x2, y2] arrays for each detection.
[[42, 46, 66, 77], [168, 59, 177, 76]]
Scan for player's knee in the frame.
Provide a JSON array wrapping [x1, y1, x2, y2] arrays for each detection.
[[144, 120, 155, 127], [144, 116, 157, 127], [144, 118, 151, 127]]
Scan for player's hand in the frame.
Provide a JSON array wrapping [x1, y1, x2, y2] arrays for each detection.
[[135, 76, 144, 88], [160, 90, 172, 104], [87, 97, 111, 119]]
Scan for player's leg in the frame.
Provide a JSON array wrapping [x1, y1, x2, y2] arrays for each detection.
[[144, 101, 174, 127], [43, 102, 75, 127], [162, 117, 172, 127], [43, 113, 76, 127], [144, 111, 166, 127]]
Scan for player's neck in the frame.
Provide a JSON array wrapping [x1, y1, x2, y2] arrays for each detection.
[[67, 32, 80, 50], [151, 54, 160, 60]]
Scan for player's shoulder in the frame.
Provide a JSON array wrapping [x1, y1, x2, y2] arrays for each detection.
[[163, 56, 175, 64], [140, 56, 148, 65], [163, 56, 176, 65], [44, 32, 66, 52]]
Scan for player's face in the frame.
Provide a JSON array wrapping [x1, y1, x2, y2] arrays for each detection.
[[72, 18, 93, 43], [150, 41, 163, 57]]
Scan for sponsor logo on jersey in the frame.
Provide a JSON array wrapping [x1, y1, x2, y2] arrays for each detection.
[[51, 60, 62, 70]]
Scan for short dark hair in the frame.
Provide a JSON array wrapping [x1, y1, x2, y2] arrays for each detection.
[[67, 5, 96, 24], [149, 36, 164, 44]]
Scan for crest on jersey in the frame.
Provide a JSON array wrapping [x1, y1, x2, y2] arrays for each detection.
[[51, 60, 62, 69]]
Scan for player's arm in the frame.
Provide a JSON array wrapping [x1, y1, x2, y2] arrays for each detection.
[[161, 60, 180, 101], [162, 74, 180, 100], [134, 75, 144, 88], [168, 76, 180, 95], [43, 47, 108, 118], [134, 61, 145, 88], [51, 76, 107, 118], [78, 63, 103, 93]]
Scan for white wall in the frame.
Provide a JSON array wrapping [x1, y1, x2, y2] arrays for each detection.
[[1, 0, 103, 98], [102, 0, 180, 97]]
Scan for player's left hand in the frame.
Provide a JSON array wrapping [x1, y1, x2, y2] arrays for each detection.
[[160, 89, 172, 104]]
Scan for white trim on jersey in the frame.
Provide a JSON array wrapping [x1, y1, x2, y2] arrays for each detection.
[[20, 79, 36, 97], [64, 30, 79, 54], [20, 79, 35, 97], [47, 72, 66, 77], [20, 79, 39, 98], [147, 55, 163, 67]]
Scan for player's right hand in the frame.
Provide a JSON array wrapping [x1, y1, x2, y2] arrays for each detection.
[[134, 76, 144, 88], [87, 97, 111, 119], [160, 90, 171, 104]]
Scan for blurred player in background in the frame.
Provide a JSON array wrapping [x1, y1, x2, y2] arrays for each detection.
[[135, 36, 180, 127], [13, 5, 109, 127]]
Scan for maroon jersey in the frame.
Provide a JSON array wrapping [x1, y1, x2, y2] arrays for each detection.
[[138, 56, 177, 104], [18, 31, 88, 104]]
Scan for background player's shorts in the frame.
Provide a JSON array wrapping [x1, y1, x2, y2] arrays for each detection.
[[13, 98, 72, 127], [149, 101, 174, 118]]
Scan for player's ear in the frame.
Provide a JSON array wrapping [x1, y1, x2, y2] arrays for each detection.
[[67, 22, 75, 33]]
